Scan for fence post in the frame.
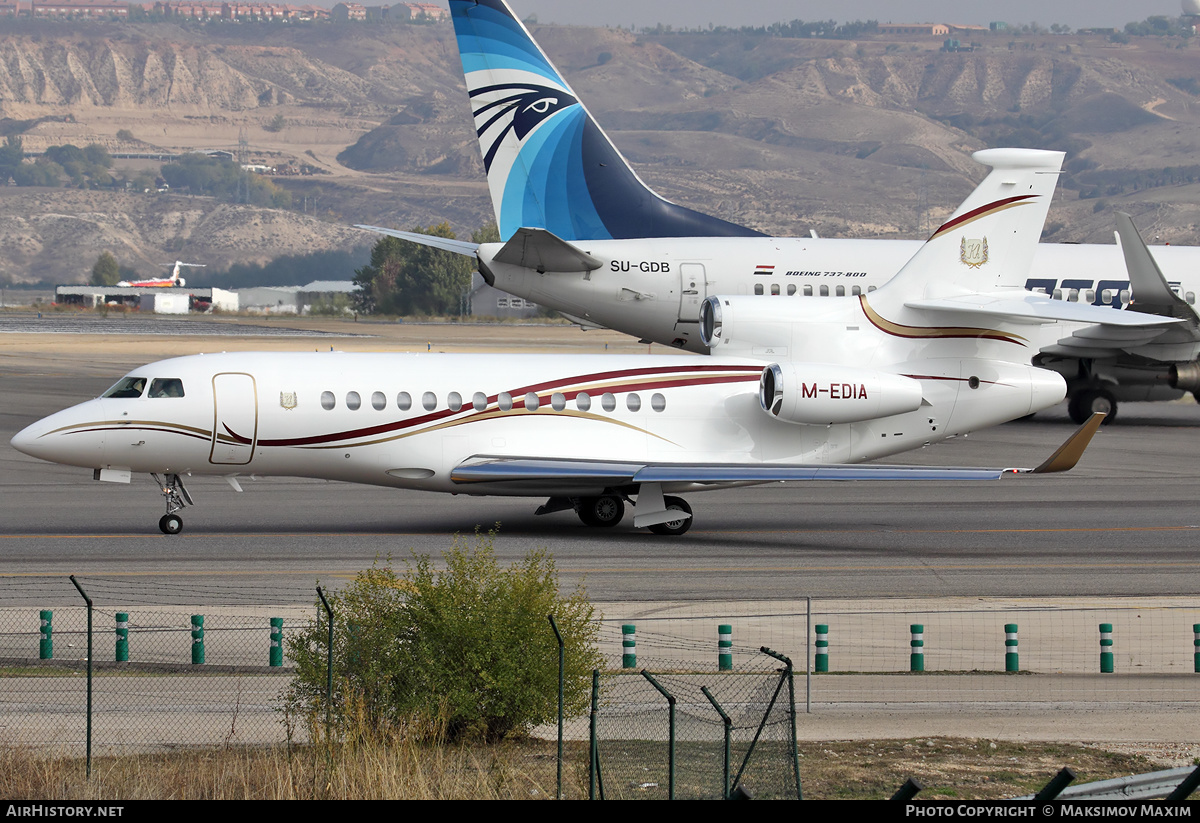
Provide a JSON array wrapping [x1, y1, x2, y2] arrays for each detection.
[[191, 615, 205, 665], [701, 686, 732, 799], [316, 587, 334, 739], [1194, 624, 1199, 674], [622, 624, 636, 668], [815, 624, 829, 673], [642, 671, 676, 800], [1099, 623, 1114, 673], [1005, 623, 1019, 672], [68, 576, 93, 780], [910, 624, 924, 672], [589, 669, 603, 800], [115, 613, 129, 662], [39, 610, 52, 660], [269, 618, 283, 667], [718, 624, 732, 671], [548, 615, 564, 800]]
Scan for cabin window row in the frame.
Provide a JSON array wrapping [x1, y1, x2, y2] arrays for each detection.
[[1029, 286, 1196, 306], [318, 390, 668, 414], [753, 284, 877, 297]]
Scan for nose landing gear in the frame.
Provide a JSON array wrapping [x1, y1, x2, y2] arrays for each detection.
[[152, 473, 193, 535]]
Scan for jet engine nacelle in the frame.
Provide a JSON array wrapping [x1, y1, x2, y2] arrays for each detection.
[[759, 362, 925, 425]]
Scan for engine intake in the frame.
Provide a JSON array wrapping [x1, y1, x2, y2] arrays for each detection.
[[759, 363, 925, 425]]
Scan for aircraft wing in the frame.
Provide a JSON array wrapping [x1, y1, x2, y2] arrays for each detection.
[[451, 414, 1104, 488], [355, 225, 481, 257], [906, 291, 1181, 358], [905, 292, 1181, 328]]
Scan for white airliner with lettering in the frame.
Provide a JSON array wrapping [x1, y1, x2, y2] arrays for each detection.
[[13, 149, 1168, 535], [361, 0, 1200, 424]]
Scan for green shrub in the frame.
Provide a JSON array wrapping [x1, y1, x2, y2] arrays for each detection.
[[285, 531, 601, 742]]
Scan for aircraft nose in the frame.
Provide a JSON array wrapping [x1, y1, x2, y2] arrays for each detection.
[[10, 420, 42, 458], [10, 401, 107, 467]]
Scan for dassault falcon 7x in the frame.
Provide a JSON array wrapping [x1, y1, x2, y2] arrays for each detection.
[[12, 149, 1172, 535], [360, 0, 1200, 423]]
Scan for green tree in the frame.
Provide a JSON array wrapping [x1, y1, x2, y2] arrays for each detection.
[[354, 222, 473, 315], [0, 135, 23, 182], [284, 532, 601, 742], [90, 251, 120, 286]]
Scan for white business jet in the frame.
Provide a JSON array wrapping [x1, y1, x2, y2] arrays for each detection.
[[12, 149, 1174, 535], [360, 0, 1200, 423]]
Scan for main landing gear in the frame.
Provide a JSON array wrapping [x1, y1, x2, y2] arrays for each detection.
[[1068, 387, 1117, 424], [536, 487, 695, 535], [152, 473, 193, 535]]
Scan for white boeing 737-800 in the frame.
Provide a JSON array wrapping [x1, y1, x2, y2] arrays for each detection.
[[361, 0, 1200, 424], [12, 149, 1174, 534]]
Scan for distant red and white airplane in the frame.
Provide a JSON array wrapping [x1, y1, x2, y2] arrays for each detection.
[[118, 261, 205, 289]]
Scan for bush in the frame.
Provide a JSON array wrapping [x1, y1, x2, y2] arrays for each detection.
[[285, 531, 601, 742]]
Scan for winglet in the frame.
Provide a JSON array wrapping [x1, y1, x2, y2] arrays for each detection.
[[1029, 412, 1105, 474]]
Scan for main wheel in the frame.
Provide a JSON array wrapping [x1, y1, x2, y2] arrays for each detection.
[[647, 496, 693, 536], [1073, 388, 1117, 424], [159, 513, 183, 535], [577, 495, 625, 528]]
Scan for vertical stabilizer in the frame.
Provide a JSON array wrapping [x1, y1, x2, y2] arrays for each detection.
[[450, 0, 762, 241], [868, 148, 1064, 313]]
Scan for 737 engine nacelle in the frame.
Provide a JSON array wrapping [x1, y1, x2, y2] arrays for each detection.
[[759, 363, 925, 425]]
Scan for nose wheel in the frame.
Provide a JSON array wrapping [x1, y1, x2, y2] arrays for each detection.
[[152, 473, 193, 535]]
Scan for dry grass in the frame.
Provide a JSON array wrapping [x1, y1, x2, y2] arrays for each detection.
[[0, 737, 1165, 800], [0, 737, 569, 800]]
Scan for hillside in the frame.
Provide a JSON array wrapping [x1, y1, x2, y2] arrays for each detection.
[[0, 19, 1199, 284]]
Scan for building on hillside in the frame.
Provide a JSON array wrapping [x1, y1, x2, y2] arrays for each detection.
[[31, 0, 129, 16], [331, 2, 365, 21], [152, 1, 329, 21], [878, 23, 950, 36], [390, 2, 446, 20], [0, 0, 21, 16]]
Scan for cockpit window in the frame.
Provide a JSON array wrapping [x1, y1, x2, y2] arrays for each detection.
[[148, 378, 185, 398], [103, 377, 148, 398]]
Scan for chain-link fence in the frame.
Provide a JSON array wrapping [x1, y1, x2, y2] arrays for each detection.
[[3, 577, 1200, 798]]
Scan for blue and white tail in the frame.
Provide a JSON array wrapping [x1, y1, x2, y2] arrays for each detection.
[[450, 0, 762, 242]]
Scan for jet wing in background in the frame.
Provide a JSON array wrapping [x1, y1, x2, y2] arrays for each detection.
[[355, 225, 481, 257]]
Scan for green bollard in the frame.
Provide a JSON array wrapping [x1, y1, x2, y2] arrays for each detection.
[[1099, 623, 1113, 673], [622, 624, 636, 668], [191, 615, 205, 665], [815, 624, 829, 673], [115, 613, 129, 662], [39, 610, 52, 660], [1005, 623, 1019, 672], [270, 617, 283, 667], [718, 624, 732, 671], [910, 624, 925, 672]]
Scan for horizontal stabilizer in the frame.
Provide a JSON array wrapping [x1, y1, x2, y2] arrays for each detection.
[[355, 226, 480, 257], [493, 227, 602, 272]]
